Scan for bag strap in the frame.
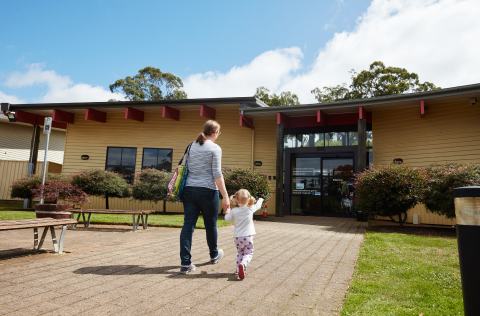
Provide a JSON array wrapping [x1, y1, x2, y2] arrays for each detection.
[[178, 142, 194, 165]]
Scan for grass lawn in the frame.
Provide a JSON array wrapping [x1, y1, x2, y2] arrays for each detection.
[[0, 210, 231, 229], [341, 232, 462, 316], [0, 203, 23, 209]]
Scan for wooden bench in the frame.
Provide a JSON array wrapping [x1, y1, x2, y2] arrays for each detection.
[[70, 209, 154, 232], [0, 218, 78, 254]]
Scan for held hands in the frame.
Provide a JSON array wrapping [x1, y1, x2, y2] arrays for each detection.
[[222, 197, 230, 212], [225, 209, 230, 214]]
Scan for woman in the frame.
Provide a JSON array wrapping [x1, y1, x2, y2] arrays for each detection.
[[179, 120, 230, 274]]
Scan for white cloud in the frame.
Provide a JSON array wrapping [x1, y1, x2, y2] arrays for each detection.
[[184, 48, 303, 98], [185, 0, 480, 103], [4, 63, 125, 103], [0, 91, 25, 104]]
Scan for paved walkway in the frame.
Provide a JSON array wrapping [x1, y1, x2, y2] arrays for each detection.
[[0, 216, 366, 316]]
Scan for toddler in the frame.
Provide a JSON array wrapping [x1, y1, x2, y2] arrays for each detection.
[[225, 189, 264, 280]]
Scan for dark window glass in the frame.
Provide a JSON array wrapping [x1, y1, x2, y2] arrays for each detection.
[[105, 147, 137, 183], [106, 147, 122, 165], [142, 148, 173, 172]]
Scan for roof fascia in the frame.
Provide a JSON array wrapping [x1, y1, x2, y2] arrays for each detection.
[[7, 97, 265, 112], [241, 83, 480, 115]]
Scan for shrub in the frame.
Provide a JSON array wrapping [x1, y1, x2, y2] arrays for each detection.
[[10, 173, 69, 200], [420, 164, 480, 219], [354, 164, 425, 227], [31, 180, 91, 206], [70, 169, 130, 209], [131, 168, 172, 204], [223, 168, 270, 206]]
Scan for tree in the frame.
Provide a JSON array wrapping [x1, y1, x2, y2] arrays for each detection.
[[10, 173, 69, 201], [254, 87, 300, 106], [354, 165, 425, 227], [311, 61, 440, 103], [131, 169, 172, 212], [223, 168, 271, 209], [70, 169, 130, 209], [109, 66, 187, 101], [420, 164, 480, 219]]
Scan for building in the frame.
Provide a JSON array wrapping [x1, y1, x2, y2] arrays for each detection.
[[1, 83, 479, 224], [0, 113, 65, 202]]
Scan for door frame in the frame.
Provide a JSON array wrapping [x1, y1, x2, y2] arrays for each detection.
[[284, 146, 358, 215]]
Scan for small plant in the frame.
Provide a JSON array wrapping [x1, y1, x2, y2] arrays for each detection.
[[10, 173, 69, 200], [354, 164, 425, 227], [131, 168, 172, 204], [420, 163, 480, 219], [31, 180, 91, 205], [70, 169, 130, 209], [223, 168, 270, 205]]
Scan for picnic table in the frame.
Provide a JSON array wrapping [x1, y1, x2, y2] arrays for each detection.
[[69, 209, 154, 232], [0, 218, 78, 254]]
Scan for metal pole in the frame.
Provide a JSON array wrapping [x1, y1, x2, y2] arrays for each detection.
[[40, 132, 50, 204]]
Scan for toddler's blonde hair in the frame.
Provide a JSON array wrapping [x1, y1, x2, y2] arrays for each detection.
[[230, 189, 255, 207]]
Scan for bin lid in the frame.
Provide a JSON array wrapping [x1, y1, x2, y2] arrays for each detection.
[[453, 186, 480, 198]]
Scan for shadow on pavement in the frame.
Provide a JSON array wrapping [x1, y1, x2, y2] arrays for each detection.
[[0, 248, 53, 260], [73, 263, 240, 281]]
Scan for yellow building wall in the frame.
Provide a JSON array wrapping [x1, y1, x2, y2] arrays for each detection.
[[62, 109, 277, 214], [373, 99, 480, 225], [252, 119, 277, 214], [0, 161, 62, 200]]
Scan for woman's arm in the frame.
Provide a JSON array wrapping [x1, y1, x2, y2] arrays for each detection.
[[214, 176, 230, 211], [212, 147, 230, 211]]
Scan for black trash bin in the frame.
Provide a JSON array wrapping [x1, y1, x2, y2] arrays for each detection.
[[453, 186, 480, 316]]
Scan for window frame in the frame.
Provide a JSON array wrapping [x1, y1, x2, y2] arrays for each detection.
[[141, 147, 174, 172], [105, 146, 137, 183]]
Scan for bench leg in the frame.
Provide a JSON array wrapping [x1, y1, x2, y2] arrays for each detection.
[[72, 212, 82, 229], [58, 225, 67, 254], [50, 227, 59, 253], [82, 213, 87, 227], [87, 213, 92, 227], [37, 227, 49, 251], [143, 214, 149, 230], [133, 214, 139, 232], [140, 214, 144, 229], [34, 228, 38, 250]]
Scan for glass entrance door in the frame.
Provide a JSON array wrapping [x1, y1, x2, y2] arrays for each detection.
[[290, 155, 355, 216]]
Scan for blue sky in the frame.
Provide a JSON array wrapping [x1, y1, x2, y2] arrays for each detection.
[[1, 0, 479, 104]]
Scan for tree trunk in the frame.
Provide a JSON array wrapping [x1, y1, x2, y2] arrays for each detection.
[[163, 200, 166, 213], [105, 193, 109, 209]]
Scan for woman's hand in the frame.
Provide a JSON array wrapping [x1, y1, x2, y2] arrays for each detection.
[[222, 198, 230, 211]]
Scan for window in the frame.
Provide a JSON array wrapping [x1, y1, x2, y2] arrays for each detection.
[[326, 132, 347, 146], [142, 148, 173, 172], [105, 147, 137, 183]]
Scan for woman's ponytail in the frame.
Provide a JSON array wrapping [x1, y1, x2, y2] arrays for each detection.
[[196, 132, 206, 145], [196, 120, 221, 145]]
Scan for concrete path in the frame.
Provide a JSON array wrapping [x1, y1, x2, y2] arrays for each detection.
[[0, 216, 367, 316]]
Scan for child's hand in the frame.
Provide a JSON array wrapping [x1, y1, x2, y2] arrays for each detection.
[[225, 209, 230, 214], [259, 198, 264, 203]]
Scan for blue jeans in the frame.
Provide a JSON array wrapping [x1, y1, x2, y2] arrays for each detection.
[[180, 186, 219, 266]]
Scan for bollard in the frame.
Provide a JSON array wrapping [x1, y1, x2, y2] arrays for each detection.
[[263, 205, 268, 218], [453, 186, 480, 316]]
